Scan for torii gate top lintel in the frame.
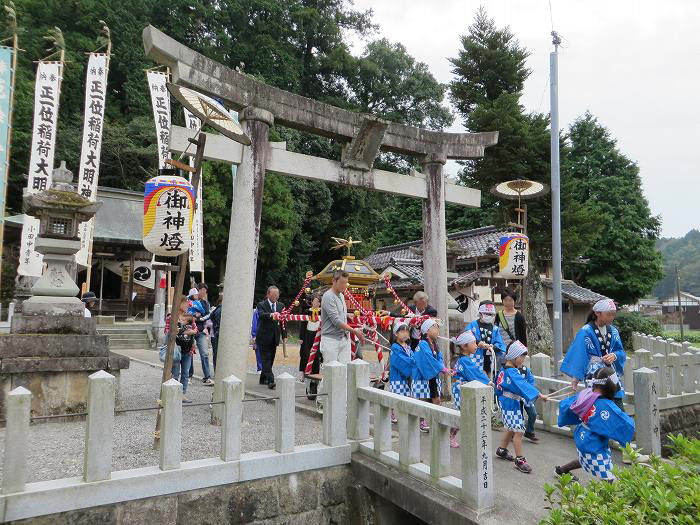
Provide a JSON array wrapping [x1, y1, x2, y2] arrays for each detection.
[[143, 25, 498, 162]]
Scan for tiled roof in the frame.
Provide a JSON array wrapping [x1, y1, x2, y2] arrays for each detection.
[[371, 258, 486, 291], [366, 226, 509, 270], [541, 278, 608, 304]]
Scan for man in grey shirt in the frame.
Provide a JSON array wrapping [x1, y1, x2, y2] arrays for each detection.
[[320, 270, 365, 362]]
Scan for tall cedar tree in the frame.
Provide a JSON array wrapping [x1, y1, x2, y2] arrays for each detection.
[[567, 113, 663, 304]]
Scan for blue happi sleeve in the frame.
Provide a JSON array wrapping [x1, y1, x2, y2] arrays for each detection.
[[413, 340, 443, 381], [455, 356, 490, 385], [586, 398, 635, 446], [390, 343, 415, 380]]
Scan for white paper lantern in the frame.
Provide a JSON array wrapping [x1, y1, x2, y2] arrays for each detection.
[[498, 233, 529, 279], [143, 176, 195, 256]]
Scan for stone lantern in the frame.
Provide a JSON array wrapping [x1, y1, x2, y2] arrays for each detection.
[[22, 161, 102, 316]]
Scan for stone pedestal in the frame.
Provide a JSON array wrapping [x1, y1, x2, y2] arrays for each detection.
[[0, 314, 129, 418]]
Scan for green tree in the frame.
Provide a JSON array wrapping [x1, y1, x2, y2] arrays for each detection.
[[566, 113, 663, 304], [653, 230, 700, 300]]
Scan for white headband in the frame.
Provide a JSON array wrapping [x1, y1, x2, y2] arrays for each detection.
[[505, 340, 528, 361], [593, 299, 616, 313], [478, 303, 496, 314], [393, 322, 409, 335], [421, 319, 437, 334], [589, 372, 620, 386], [451, 331, 476, 346]]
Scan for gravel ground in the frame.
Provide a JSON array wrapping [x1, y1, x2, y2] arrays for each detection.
[[0, 361, 323, 484]]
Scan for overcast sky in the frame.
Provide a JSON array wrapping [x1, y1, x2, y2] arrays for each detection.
[[351, 0, 699, 238]]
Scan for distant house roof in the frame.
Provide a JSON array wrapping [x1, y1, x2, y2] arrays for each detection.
[[4, 186, 143, 246], [541, 278, 608, 304], [661, 291, 700, 306], [366, 226, 510, 270], [371, 258, 491, 291]]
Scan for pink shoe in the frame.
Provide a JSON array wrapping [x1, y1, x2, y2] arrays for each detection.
[[391, 409, 398, 424], [450, 428, 460, 448], [419, 418, 430, 433]]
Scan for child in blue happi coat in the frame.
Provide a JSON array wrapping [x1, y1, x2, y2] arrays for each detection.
[[555, 367, 635, 482], [561, 298, 627, 411], [465, 301, 506, 378], [412, 319, 452, 433], [449, 330, 492, 448], [495, 341, 548, 473], [388, 322, 415, 424]]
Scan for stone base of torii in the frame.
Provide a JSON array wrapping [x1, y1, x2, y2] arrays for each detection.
[[142, 25, 498, 422]]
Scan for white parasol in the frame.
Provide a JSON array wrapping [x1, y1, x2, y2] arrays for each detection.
[[167, 83, 251, 146]]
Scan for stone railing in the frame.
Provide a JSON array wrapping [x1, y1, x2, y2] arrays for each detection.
[[529, 347, 700, 456], [631, 332, 700, 397], [0, 364, 351, 523], [347, 360, 493, 516]]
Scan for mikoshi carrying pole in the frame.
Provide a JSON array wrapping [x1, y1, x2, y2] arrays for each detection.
[[550, 31, 564, 372], [153, 132, 206, 449]]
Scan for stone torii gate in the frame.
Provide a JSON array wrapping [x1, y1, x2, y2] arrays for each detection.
[[142, 26, 498, 412]]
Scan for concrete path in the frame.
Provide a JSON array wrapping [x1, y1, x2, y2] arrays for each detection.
[[115, 347, 622, 524]]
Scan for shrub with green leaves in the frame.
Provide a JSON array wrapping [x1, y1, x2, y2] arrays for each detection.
[[663, 331, 700, 345], [540, 436, 700, 525], [613, 311, 663, 350]]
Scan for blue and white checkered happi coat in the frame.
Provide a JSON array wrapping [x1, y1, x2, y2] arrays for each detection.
[[452, 382, 462, 410], [578, 450, 615, 480], [390, 380, 412, 397], [412, 378, 442, 399], [501, 408, 525, 432], [470, 351, 485, 369]]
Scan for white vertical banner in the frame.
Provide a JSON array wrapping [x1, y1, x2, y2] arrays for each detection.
[[18, 62, 62, 276], [146, 71, 170, 170], [184, 108, 204, 273], [76, 53, 109, 267]]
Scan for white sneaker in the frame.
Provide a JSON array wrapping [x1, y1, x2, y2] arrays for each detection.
[[316, 400, 324, 414]]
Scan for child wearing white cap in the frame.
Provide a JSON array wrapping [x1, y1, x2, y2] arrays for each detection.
[[465, 300, 506, 377], [495, 341, 548, 473], [388, 322, 415, 424], [449, 330, 492, 448], [560, 298, 627, 412], [412, 319, 452, 432]]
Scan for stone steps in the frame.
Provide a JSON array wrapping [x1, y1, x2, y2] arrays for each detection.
[[97, 326, 152, 351]]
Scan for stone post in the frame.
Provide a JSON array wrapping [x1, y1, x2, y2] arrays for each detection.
[[421, 152, 448, 347], [2, 387, 31, 494], [7, 301, 14, 325], [632, 332, 640, 351], [322, 361, 347, 447], [221, 375, 243, 461], [460, 381, 493, 512], [373, 403, 393, 455], [651, 353, 667, 398], [83, 371, 116, 482], [668, 350, 683, 396], [681, 341, 691, 352], [623, 353, 636, 396], [214, 107, 274, 421], [530, 353, 550, 415], [347, 360, 370, 440], [633, 368, 661, 456], [160, 378, 182, 470], [681, 352, 696, 393], [634, 348, 652, 368], [430, 416, 450, 480], [398, 407, 420, 467], [275, 372, 295, 453]]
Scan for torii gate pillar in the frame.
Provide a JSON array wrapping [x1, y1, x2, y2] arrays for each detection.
[[214, 107, 273, 422], [421, 152, 449, 342]]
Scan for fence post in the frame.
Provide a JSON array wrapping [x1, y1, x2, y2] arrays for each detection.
[[159, 378, 182, 470], [655, 337, 667, 356], [665, 338, 675, 356], [322, 361, 348, 447], [430, 416, 450, 480], [632, 332, 640, 351], [651, 353, 667, 397], [221, 374, 243, 461], [633, 368, 661, 456], [347, 359, 369, 440], [681, 352, 696, 393], [530, 353, 551, 415], [634, 349, 652, 369], [460, 381, 493, 512], [681, 341, 691, 352], [398, 406, 420, 467], [623, 353, 636, 395], [2, 387, 31, 494], [275, 372, 295, 453], [83, 371, 116, 482], [668, 349, 683, 396]]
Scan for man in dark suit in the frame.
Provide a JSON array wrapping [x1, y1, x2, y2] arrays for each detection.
[[255, 286, 287, 389]]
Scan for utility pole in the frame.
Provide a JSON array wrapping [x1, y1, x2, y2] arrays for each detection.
[[550, 31, 564, 371], [676, 266, 684, 341]]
